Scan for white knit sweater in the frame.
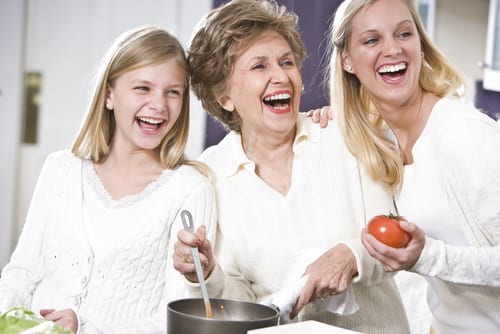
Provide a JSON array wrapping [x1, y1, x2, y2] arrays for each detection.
[[0, 150, 217, 333], [397, 98, 500, 333]]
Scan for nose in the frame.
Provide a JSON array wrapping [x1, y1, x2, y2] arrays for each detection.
[[270, 64, 290, 84], [384, 38, 402, 57], [148, 92, 167, 112]]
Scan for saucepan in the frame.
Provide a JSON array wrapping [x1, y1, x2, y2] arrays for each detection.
[[167, 298, 279, 334]]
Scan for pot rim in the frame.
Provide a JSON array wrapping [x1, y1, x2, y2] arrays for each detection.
[[167, 298, 279, 323]]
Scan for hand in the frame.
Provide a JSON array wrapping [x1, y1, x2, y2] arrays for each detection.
[[361, 219, 425, 271], [290, 244, 357, 319], [40, 308, 78, 333], [306, 106, 333, 128], [173, 225, 215, 282]]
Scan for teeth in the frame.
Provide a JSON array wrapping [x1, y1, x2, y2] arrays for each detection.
[[378, 63, 406, 74], [264, 93, 291, 102], [137, 117, 163, 125]]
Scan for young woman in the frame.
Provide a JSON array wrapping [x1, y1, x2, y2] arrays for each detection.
[[328, 0, 500, 332], [0, 26, 216, 333]]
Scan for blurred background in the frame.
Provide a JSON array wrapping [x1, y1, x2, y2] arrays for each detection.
[[1, 0, 499, 290]]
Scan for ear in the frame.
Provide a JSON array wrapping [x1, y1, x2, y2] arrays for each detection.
[[341, 51, 353, 73], [105, 86, 114, 110], [217, 95, 235, 112]]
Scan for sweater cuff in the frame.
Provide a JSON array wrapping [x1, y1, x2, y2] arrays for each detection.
[[339, 239, 370, 284], [410, 236, 441, 276], [183, 264, 225, 298], [72, 308, 81, 334]]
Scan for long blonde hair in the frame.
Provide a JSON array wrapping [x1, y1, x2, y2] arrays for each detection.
[[328, 0, 465, 192], [71, 26, 208, 174]]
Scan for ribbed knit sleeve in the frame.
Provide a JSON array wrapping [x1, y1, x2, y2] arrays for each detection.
[[0, 151, 68, 312], [411, 106, 500, 285]]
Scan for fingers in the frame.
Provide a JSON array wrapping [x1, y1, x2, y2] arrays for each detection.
[[177, 229, 201, 247], [306, 106, 332, 128], [39, 309, 55, 317], [42, 309, 78, 333], [290, 278, 315, 319], [319, 106, 332, 128]]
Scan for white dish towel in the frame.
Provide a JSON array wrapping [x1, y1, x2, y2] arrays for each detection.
[[261, 248, 359, 322]]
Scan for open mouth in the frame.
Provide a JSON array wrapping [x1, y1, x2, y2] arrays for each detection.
[[136, 116, 164, 131], [378, 62, 407, 79], [263, 92, 291, 111]]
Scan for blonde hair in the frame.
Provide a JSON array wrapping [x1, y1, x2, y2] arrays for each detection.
[[328, 0, 465, 192], [188, 0, 307, 133], [71, 26, 208, 174]]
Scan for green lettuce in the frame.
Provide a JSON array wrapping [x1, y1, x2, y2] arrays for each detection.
[[0, 306, 73, 334]]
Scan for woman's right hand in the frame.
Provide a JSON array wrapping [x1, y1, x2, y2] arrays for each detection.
[[173, 225, 215, 282], [361, 219, 426, 272]]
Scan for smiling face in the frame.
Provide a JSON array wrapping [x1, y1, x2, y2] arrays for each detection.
[[342, 0, 422, 109], [106, 59, 185, 153], [220, 30, 302, 139]]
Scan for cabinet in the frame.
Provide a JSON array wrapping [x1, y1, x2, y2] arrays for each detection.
[[484, 0, 500, 92]]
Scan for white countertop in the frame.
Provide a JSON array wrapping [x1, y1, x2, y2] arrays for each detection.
[[248, 320, 363, 333]]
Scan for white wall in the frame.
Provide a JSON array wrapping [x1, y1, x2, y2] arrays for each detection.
[[434, 0, 490, 100], [0, 0, 25, 268]]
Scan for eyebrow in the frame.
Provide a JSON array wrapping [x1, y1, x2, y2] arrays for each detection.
[[247, 50, 294, 62], [360, 19, 414, 34]]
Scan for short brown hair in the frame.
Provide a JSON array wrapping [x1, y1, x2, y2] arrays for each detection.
[[188, 0, 307, 133]]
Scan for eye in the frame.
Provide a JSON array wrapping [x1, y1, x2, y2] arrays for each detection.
[[280, 59, 295, 68], [399, 31, 413, 38], [251, 63, 267, 70], [134, 86, 150, 92], [363, 37, 379, 45], [167, 89, 182, 97]]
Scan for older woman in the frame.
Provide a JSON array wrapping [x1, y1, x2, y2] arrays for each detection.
[[173, 0, 410, 332]]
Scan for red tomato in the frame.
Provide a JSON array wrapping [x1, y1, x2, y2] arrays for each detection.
[[367, 213, 411, 248]]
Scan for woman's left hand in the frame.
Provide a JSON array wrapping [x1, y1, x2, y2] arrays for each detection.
[[40, 308, 78, 333], [361, 219, 426, 272], [289, 244, 357, 319]]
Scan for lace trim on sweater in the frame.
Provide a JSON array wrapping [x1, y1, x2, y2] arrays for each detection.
[[83, 159, 173, 209]]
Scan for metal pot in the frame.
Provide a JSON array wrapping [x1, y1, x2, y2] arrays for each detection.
[[167, 298, 279, 334]]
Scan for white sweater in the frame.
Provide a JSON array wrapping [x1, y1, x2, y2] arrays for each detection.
[[191, 114, 410, 333], [397, 98, 500, 333], [0, 150, 217, 333]]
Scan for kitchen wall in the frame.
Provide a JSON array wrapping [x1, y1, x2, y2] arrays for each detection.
[[0, 0, 492, 268]]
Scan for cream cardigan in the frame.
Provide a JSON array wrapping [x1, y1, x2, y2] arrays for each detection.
[[0, 150, 217, 333]]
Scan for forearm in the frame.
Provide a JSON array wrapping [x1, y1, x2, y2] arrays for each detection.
[[411, 237, 500, 286]]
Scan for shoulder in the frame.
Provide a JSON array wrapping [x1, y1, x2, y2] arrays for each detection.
[[432, 98, 500, 154], [198, 132, 233, 163], [433, 98, 497, 129], [40, 149, 83, 176], [46, 149, 82, 164], [198, 131, 243, 177], [172, 164, 213, 188]]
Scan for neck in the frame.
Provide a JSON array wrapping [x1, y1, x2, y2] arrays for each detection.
[[378, 91, 437, 164], [98, 141, 164, 176], [241, 128, 295, 195], [241, 128, 295, 163]]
